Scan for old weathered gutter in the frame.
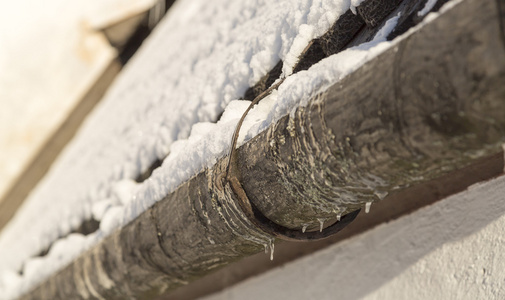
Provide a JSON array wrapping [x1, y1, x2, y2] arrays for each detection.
[[22, 0, 505, 298]]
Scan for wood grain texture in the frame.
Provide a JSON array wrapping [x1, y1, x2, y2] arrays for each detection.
[[21, 0, 505, 298]]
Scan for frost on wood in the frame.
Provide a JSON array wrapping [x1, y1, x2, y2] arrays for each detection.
[[19, 0, 505, 297], [2, 0, 505, 298]]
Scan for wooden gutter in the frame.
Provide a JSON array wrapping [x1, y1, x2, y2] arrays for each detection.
[[20, 0, 505, 298]]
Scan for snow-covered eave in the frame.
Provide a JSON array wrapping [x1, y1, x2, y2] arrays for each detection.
[[20, 0, 505, 298]]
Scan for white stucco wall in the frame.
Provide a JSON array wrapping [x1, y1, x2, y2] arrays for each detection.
[[0, 0, 114, 202], [203, 175, 505, 300], [0, 0, 155, 204]]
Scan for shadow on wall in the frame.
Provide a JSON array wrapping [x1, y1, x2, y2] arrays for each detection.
[[203, 175, 505, 300]]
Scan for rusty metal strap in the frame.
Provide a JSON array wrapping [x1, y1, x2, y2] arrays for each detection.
[[227, 175, 360, 242], [222, 72, 360, 242]]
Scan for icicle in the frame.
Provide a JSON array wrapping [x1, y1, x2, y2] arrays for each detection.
[[317, 218, 326, 232], [365, 201, 372, 213], [264, 244, 268, 254], [302, 224, 308, 233], [337, 213, 342, 221], [269, 239, 275, 261]]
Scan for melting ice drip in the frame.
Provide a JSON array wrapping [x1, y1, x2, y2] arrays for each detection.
[[317, 218, 327, 232], [264, 239, 275, 261], [365, 201, 372, 213]]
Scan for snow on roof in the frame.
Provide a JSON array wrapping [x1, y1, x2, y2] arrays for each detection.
[[0, 0, 435, 297]]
